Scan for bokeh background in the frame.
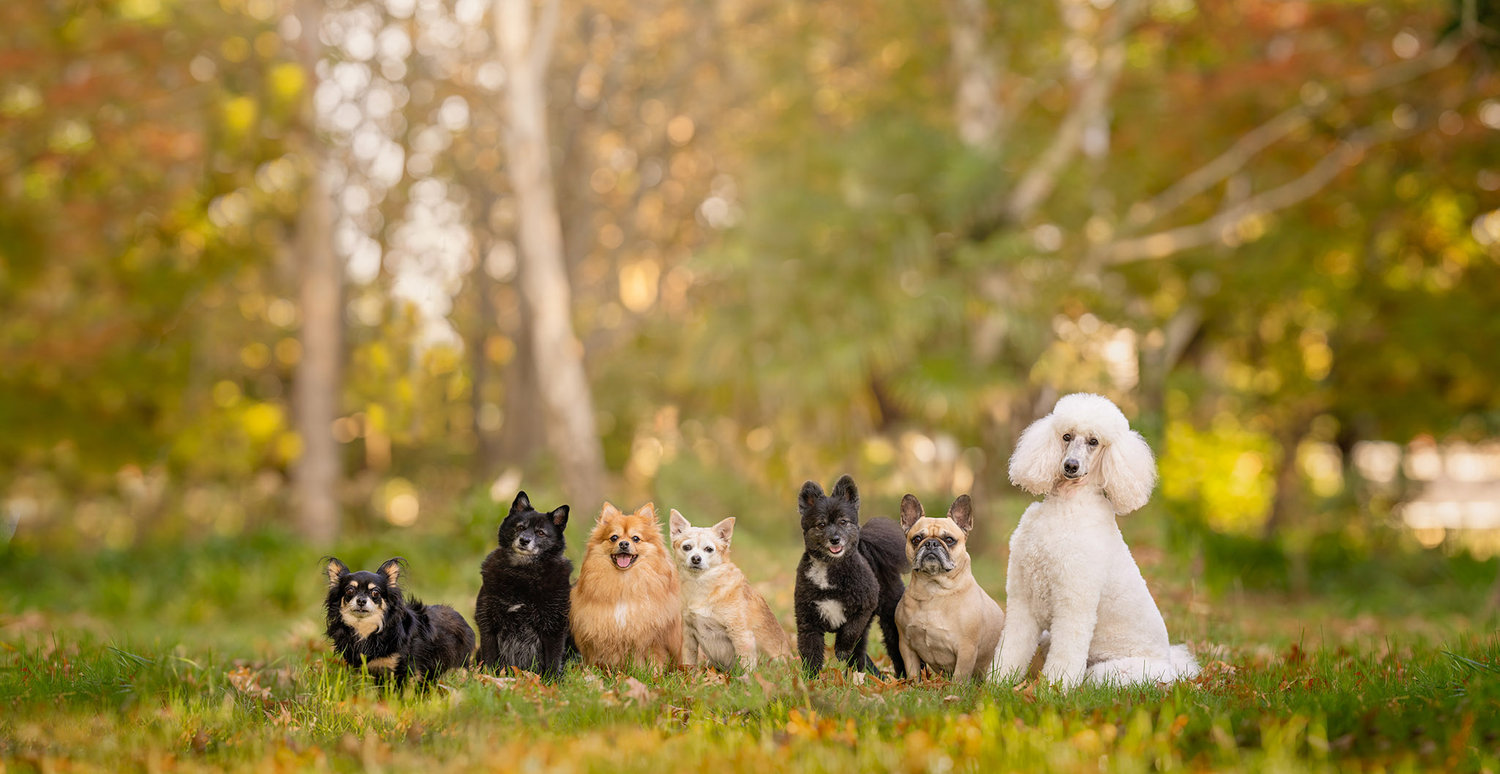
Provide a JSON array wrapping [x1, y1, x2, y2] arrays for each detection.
[[4, 0, 1500, 648]]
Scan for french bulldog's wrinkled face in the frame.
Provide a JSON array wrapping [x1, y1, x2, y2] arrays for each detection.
[[898, 494, 975, 576]]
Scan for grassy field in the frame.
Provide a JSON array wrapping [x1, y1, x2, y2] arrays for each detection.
[[3, 524, 1498, 772]]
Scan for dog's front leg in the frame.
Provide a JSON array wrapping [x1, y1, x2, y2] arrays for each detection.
[[796, 611, 825, 677], [730, 627, 759, 672], [953, 639, 984, 682], [681, 622, 700, 669], [834, 611, 878, 675], [994, 598, 1041, 683], [1039, 588, 1100, 689], [897, 636, 922, 682]]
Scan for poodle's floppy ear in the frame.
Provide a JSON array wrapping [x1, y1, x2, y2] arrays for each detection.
[[1009, 412, 1060, 496], [323, 556, 349, 587], [898, 494, 925, 532], [1098, 429, 1157, 515], [797, 481, 825, 516], [669, 508, 690, 538]]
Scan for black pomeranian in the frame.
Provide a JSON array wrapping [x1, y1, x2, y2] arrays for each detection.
[[473, 491, 573, 679], [322, 557, 475, 688], [794, 474, 909, 678]]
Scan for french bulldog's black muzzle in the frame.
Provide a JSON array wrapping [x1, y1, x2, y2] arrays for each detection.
[[914, 538, 956, 573]]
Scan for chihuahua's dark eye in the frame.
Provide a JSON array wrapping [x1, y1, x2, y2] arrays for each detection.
[[682, 544, 692, 552], [1088, 437, 1099, 447], [1062, 433, 1073, 442], [631, 535, 640, 543], [704, 546, 713, 553], [610, 534, 619, 542]]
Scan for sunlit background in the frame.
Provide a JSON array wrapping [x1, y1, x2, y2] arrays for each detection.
[[4, 0, 1500, 616]]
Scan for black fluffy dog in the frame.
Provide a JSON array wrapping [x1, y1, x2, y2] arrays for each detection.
[[323, 557, 474, 688], [474, 491, 572, 679], [794, 474, 909, 678]]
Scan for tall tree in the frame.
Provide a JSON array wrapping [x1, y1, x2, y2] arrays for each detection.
[[495, 0, 606, 508], [291, 0, 343, 544]]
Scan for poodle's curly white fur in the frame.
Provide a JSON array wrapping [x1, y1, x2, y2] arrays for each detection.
[[992, 393, 1198, 689]]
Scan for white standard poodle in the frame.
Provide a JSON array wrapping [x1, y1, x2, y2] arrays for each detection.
[[992, 392, 1199, 689]]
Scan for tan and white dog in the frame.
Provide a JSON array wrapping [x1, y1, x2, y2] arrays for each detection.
[[893, 494, 1005, 682], [669, 509, 795, 671]]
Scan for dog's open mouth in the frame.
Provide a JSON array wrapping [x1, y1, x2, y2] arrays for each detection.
[[827, 543, 845, 555], [611, 551, 638, 569]]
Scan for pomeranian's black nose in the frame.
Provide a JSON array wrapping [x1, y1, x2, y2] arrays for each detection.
[[618, 540, 631, 551], [1063, 459, 1080, 475]]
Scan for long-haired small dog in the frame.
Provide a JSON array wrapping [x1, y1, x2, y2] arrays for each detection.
[[569, 502, 682, 670], [993, 393, 1199, 688], [794, 475, 909, 678], [670, 509, 795, 672], [323, 557, 475, 688], [474, 491, 572, 679]]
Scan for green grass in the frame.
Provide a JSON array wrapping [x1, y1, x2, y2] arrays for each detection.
[[2, 527, 1499, 772]]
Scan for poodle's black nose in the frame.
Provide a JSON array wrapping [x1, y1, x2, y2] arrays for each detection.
[[1063, 459, 1080, 475]]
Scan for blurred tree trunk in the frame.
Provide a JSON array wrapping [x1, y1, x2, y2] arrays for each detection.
[[496, 0, 606, 508], [496, 282, 544, 468], [468, 257, 501, 480], [290, 0, 342, 544], [945, 0, 1002, 148]]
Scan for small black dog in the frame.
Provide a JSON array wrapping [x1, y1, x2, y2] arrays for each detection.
[[323, 557, 475, 688], [794, 474, 909, 678], [474, 491, 573, 679]]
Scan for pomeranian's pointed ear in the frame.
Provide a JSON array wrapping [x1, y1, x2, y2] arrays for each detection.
[[831, 475, 860, 510], [636, 502, 657, 522], [323, 557, 349, 587], [797, 481, 825, 516], [550, 504, 569, 529], [669, 509, 690, 538], [377, 557, 405, 587], [598, 501, 622, 524], [511, 490, 532, 514], [947, 494, 974, 533], [712, 517, 736, 544], [899, 494, 925, 532]]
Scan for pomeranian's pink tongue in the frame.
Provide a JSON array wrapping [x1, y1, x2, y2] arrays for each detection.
[[614, 554, 632, 568]]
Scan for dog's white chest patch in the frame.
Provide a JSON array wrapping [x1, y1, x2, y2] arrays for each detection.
[[343, 610, 384, 640], [508, 603, 524, 613], [816, 599, 846, 628], [804, 562, 832, 590], [614, 602, 630, 628]]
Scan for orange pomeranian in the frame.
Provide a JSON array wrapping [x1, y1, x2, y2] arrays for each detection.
[[570, 502, 683, 669]]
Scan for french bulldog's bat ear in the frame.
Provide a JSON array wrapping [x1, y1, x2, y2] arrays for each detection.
[[550, 504, 570, 529], [899, 494, 925, 532], [947, 494, 974, 533], [669, 509, 690, 538], [798, 481, 825, 516], [831, 475, 860, 511], [377, 557, 405, 587], [323, 557, 349, 587], [712, 517, 736, 544], [510, 490, 532, 514]]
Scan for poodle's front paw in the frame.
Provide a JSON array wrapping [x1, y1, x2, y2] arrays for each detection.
[[1040, 662, 1085, 690]]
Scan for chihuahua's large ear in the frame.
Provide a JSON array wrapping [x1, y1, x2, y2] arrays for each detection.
[[899, 494, 925, 532], [511, 490, 532, 514], [323, 557, 349, 587], [711, 517, 736, 545], [1009, 412, 1059, 496], [797, 481, 825, 516], [598, 501, 623, 525], [549, 504, 569, 529], [947, 494, 974, 533], [831, 475, 860, 511], [1099, 429, 1157, 515], [377, 557, 405, 587], [669, 508, 690, 538]]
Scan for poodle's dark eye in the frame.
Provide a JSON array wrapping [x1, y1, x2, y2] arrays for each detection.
[[1062, 433, 1073, 442], [631, 535, 640, 543], [704, 546, 714, 553], [610, 534, 619, 542], [682, 544, 692, 552], [1088, 437, 1099, 447]]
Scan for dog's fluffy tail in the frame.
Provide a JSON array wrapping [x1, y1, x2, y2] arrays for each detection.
[[1086, 644, 1200, 687], [858, 517, 910, 677]]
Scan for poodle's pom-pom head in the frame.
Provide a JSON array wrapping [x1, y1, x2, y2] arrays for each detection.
[[1053, 393, 1131, 440], [1099, 428, 1157, 515], [1009, 412, 1060, 496]]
